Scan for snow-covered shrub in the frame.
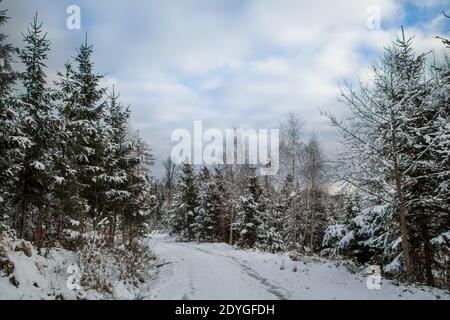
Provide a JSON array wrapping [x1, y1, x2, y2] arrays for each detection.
[[77, 237, 156, 297], [0, 225, 15, 277], [78, 242, 115, 294]]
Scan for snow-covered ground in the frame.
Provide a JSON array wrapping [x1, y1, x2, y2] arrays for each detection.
[[1, 232, 449, 300], [0, 230, 156, 300], [148, 234, 449, 300], [0, 235, 83, 300]]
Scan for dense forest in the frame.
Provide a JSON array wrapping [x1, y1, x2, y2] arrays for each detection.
[[0, 0, 449, 296]]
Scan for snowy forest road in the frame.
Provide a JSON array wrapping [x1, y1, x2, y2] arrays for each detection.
[[149, 235, 288, 300], [147, 234, 448, 300]]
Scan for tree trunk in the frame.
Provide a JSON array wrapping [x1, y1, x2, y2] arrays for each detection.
[[394, 170, 415, 283], [391, 125, 415, 283], [309, 163, 316, 252], [36, 206, 46, 253], [229, 207, 235, 245], [309, 224, 315, 253], [290, 156, 295, 182]]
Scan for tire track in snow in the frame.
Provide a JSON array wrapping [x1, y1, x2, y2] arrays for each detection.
[[189, 245, 290, 300]]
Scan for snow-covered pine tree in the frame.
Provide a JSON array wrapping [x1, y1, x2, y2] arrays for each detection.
[[16, 13, 56, 247], [0, 3, 27, 223], [193, 167, 222, 242], [169, 161, 198, 241], [234, 167, 261, 249]]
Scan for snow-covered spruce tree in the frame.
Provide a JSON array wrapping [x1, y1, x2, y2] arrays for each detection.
[[399, 38, 450, 287], [279, 173, 302, 250], [0, 3, 27, 223], [323, 36, 413, 281], [193, 167, 222, 242], [255, 175, 286, 253], [394, 52, 448, 286], [52, 62, 80, 244], [234, 167, 261, 249], [213, 166, 231, 242], [169, 161, 198, 241], [99, 87, 133, 244], [51, 37, 106, 247], [59, 37, 106, 246], [342, 191, 363, 225], [0, 2, 18, 93], [73, 36, 107, 238], [15, 13, 56, 247], [323, 31, 447, 284], [120, 132, 155, 243], [322, 190, 383, 263], [426, 46, 450, 288]]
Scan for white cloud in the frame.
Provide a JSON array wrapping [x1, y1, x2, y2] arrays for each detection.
[[3, 0, 448, 176]]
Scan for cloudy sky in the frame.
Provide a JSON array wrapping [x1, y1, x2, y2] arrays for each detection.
[[3, 0, 449, 176]]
